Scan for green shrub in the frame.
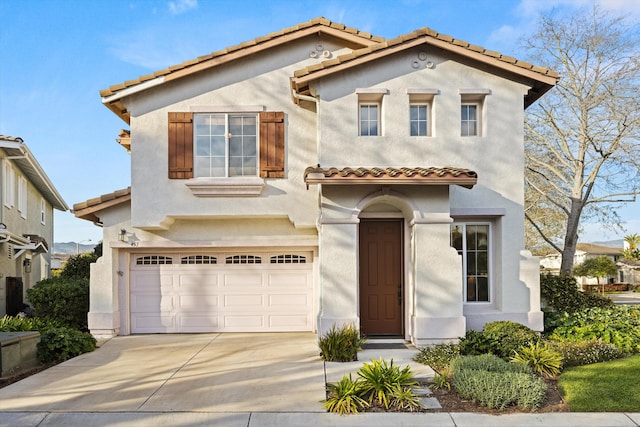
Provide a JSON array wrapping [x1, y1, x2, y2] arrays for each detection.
[[324, 374, 369, 415], [548, 338, 628, 367], [452, 369, 546, 411], [451, 354, 545, 411], [451, 353, 531, 374], [414, 342, 460, 371], [482, 321, 540, 360], [390, 386, 422, 412], [0, 315, 64, 332], [318, 324, 366, 362], [37, 327, 96, 363], [60, 252, 99, 280], [511, 342, 563, 378], [26, 277, 89, 330], [540, 274, 613, 319], [549, 306, 640, 353], [356, 358, 418, 410], [459, 329, 493, 356]]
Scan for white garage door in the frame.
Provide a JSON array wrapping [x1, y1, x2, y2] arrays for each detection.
[[129, 251, 313, 333]]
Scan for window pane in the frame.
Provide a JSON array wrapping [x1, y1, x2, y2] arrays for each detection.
[[410, 106, 420, 120], [229, 137, 242, 156], [243, 137, 256, 156], [211, 136, 225, 156], [211, 158, 225, 177], [195, 157, 210, 177], [360, 105, 379, 136], [466, 277, 477, 301], [228, 156, 242, 177], [477, 277, 489, 301], [196, 136, 210, 156]]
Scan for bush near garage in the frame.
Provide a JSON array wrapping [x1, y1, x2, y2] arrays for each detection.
[[459, 321, 539, 360], [26, 277, 89, 331]]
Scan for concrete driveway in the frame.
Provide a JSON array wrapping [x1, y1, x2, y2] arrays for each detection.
[[0, 333, 326, 414]]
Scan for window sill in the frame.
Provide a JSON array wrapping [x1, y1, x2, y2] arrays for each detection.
[[185, 177, 265, 197]]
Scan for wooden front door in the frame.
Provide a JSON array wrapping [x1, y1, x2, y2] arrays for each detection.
[[359, 219, 403, 335]]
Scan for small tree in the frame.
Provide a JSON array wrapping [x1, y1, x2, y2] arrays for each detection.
[[573, 256, 618, 293], [622, 234, 640, 261]]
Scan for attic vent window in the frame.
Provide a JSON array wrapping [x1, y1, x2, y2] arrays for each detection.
[[136, 255, 173, 265], [181, 255, 217, 264], [270, 254, 307, 264], [226, 255, 262, 264]]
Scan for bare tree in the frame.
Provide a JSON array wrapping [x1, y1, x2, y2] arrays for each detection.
[[524, 6, 640, 274]]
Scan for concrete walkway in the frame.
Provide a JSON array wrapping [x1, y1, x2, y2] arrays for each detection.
[[0, 333, 639, 426]]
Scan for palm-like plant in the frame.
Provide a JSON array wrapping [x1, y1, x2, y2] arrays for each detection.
[[356, 358, 417, 409], [324, 374, 369, 415], [623, 234, 640, 260]]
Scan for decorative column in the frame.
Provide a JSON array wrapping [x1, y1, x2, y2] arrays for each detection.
[[410, 214, 465, 345], [317, 218, 360, 336]]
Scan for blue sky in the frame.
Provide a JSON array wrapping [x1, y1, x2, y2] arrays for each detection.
[[1, 0, 639, 244]]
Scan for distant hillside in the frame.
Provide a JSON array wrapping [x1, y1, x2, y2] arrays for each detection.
[[589, 239, 624, 249], [54, 242, 97, 255]]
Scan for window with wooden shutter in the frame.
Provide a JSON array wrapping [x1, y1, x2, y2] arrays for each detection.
[[259, 111, 285, 178], [168, 112, 194, 179]]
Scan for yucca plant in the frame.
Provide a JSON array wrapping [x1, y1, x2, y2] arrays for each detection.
[[318, 324, 366, 362], [324, 374, 369, 415], [390, 386, 422, 412], [511, 342, 563, 378], [356, 358, 417, 409]]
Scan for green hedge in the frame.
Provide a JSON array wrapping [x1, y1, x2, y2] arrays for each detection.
[[540, 274, 614, 314], [26, 277, 89, 330]]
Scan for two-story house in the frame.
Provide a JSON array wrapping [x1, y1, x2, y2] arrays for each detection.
[[73, 18, 557, 344], [0, 135, 68, 316]]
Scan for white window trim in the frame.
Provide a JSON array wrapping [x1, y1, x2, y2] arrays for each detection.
[[359, 103, 381, 136], [356, 89, 387, 137], [452, 222, 492, 304], [4, 161, 15, 208], [18, 176, 27, 219], [407, 89, 438, 137], [459, 89, 490, 137], [40, 198, 46, 225], [194, 112, 259, 179]]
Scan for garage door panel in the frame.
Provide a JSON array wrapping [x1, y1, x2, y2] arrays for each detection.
[[178, 274, 219, 290], [224, 315, 264, 328], [179, 315, 220, 330], [179, 295, 219, 310], [132, 314, 176, 333], [130, 251, 313, 333], [267, 272, 310, 287], [224, 294, 263, 307], [269, 293, 308, 307], [269, 315, 311, 328], [224, 273, 264, 287]]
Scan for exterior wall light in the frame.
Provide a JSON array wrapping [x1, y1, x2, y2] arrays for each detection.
[[23, 259, 32, 273], [118, 229, 127, 242]]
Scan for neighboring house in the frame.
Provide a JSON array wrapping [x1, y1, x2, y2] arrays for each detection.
[[540, 243, 623, 286], [0, 135, 68, 316], [73, 18, 557, 344]]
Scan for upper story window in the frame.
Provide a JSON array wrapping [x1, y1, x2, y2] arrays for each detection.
[[459, 89, 490, 137], [461, 104, 478, 136], [451, 223, 490, 303], [195, 113, 257, 178], [356, 88, 387, 137], [407, 89, 438, 137], [4, 162, 14, 208], [17, 176, 27, 219], [168, 110, 285, 183], [40, 198, 46, 224]]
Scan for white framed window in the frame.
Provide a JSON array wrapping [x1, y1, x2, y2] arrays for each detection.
[[359, 104, 380, 136], [451, 223, 491, 303], [194, 113, 258, 178], [4, 162, 15, 208], [40, 198, 46, 225], [17, 176, 27, 219], [356, 88, 387, 137], [459, 89, 490, 137], [407, 89, 437, 137], [461, 104, 479, 136]]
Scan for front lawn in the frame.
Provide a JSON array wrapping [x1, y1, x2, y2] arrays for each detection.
[[559, 354, 640, 412]]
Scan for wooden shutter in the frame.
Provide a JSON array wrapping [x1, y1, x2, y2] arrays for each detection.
[[259, 111, 285, 178], [168, 112, 194, 179]]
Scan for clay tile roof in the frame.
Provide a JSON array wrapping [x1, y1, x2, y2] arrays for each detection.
[[100, 17, 382, 99], [72, 187, 131, 223], [304, 166, 478, 189], [291, 26, 559, 108]]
